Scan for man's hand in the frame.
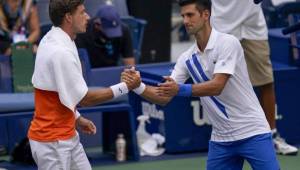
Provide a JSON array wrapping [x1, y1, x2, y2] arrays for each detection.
[[76, 116, 97, 135], [157, 76, 179, 97], [121, 67, 141, 90]]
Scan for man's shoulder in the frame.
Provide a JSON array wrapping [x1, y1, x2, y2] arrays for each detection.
[[216, 31, 241, 49], [37, 45, 73, 60], [40, 38, 72, 53], [217, 31, 239, 42]]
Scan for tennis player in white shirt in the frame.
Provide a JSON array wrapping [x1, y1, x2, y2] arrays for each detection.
[[122, 0, 280, 169]]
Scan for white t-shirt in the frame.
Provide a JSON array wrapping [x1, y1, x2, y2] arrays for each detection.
[[171, 29, 270, 142], [211, 0, 268, 40], [32, 26, 88, 112]]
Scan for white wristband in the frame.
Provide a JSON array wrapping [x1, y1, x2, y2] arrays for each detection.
[[110, 82, 129, 98], [75, 110, 81, 119], [133, 82, 146, 95]]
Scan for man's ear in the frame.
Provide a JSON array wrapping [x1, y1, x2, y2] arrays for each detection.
[[203, 9, 210, 20], [65, 13, 72, 24]]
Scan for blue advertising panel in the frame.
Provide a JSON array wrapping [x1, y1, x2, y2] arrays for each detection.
[[130, 63, 212, 153]]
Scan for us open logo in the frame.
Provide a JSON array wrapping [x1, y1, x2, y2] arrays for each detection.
[[191, 100, 211, 126]]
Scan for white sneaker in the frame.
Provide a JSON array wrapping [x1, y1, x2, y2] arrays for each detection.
[[273, 135, 298, 155]]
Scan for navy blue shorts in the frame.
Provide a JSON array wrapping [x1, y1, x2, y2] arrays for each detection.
[[207, 133, 280, 170]]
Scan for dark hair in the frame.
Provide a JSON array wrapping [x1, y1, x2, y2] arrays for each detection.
[[178, 0, 211, 12], [49, 0, 84, 26]]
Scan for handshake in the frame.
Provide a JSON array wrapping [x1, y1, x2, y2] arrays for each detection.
[[121, 67, 142, 91], [108, 66, 192, 106], [118, 67, 184, 98]]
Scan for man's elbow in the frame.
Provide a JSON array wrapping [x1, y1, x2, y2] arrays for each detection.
[[79, 93, 92, 107], [212, 86, 225, 96]]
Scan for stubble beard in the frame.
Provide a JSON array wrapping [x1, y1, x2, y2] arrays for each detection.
[[186, 27, 201, 37]]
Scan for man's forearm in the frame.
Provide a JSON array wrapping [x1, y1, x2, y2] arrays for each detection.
[[192, 74, 230, 97], [79, 88, 114, 107], [140, 85, 172, 106]]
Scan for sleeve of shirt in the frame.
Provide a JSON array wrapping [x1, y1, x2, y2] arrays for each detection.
[[121, 24, 134, 58], [213, 37, 242, 75], [51, 50, 88, 112], [170, 54, 190, 84]]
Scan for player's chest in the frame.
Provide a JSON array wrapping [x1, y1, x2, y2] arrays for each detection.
[[185, 51, 218, 82], [189, 51, 217, 70]]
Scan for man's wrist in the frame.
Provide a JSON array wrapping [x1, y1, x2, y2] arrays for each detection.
[[133, 82, 146, 95], [176, 84, 192, 97], [110, 82, 129, 98]]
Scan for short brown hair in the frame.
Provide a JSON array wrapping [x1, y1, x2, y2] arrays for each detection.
[[178, 0, 211, 13], [49, 0, 84, 26]]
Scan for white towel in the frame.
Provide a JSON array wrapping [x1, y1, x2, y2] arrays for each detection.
[[32, 27, 88, 112]]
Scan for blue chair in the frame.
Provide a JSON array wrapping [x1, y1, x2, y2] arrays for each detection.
[[262, 0, 300, 28], [0, 55, 13, 93], [267, 1, 300, 66], [78, 48, 92, 85], [121, 16, 147, 63]]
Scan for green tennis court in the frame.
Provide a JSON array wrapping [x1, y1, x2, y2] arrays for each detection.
[[93, 151, 300, 170]]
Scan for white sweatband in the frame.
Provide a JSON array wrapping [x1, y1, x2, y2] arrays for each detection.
[[110, 82, 129, 98], [75, 110, 81, 119], [133, 82, 146, 95]]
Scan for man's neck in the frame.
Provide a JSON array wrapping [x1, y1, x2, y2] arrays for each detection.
[[195, 24, 212, 52], [60, 24, 76, 40]]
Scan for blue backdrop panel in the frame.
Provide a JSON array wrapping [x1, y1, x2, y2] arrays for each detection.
[[129, 63, 211, 153], [0, 119, 8, 153], [269, 28, 291, 65], [273, 62, 300, 144], [89, 66, 124, 87], [0, 93, 34, 113], [7, 116, 32, 153]]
